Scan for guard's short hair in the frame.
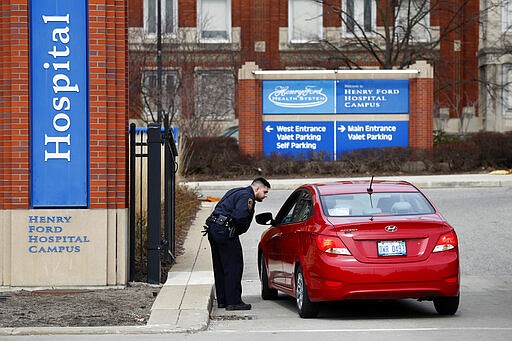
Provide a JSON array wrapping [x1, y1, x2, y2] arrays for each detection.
[[252, 177, 271, 189]]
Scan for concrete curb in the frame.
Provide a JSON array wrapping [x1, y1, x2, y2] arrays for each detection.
[[185, 173, 512, 190]]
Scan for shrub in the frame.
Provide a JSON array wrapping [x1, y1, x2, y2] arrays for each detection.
[[134, 184, 201, 282], [180, 136, 245, 177], [179, 132, 512, 180], [434, 131, 512, 170]]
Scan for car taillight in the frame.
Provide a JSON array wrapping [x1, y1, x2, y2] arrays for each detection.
[[312, 234, 351, 255], [433, 231, 458, 253]]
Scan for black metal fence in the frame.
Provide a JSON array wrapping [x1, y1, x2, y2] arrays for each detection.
[[128, 123, 178, 284]]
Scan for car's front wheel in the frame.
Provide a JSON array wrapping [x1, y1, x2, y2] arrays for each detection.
[[295, 266, 318, 318], [433, 294, 460, 315], [260, 256, 278, 300]]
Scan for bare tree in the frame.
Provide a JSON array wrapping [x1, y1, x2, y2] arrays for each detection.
[[307, 0, 502, 132], [316, 0, 479, 70], [129, 29, 239, 137]]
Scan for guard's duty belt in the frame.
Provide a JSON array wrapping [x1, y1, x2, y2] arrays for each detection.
[[207, 214, 233, 227]]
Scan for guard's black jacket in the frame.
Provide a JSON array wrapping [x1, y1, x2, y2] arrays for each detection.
[[211, 186, 255, 235]]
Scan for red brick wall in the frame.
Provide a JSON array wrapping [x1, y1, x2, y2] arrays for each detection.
[[0, 1, 30, 209], [89, 0, 129, 209], [180, 0, 197, 26], [238, 77, 263, 157], [409, 78, 434, 150], [0, 0, 128, 209]]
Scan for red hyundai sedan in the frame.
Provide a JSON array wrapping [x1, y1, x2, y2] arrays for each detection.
[[256, 179, 459, 318]]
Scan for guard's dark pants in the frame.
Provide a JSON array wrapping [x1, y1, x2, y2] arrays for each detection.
[[207, 223, 244, 306]]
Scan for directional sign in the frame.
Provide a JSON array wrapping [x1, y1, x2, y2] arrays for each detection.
[[336, 80, 409, 114], [336, 121, 409, 157], [263, 121, 334, 160], [263, 80, 335, 114]]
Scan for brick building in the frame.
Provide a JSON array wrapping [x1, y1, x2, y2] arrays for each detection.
[[128, 0, 481, 152]]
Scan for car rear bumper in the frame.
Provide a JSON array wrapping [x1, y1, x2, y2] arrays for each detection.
[[305, 251, 459, 302]]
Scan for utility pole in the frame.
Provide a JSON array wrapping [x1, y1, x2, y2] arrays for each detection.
[[157, 0, 163, 124]]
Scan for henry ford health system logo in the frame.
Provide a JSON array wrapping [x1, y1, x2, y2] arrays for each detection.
[[268, 85, 328, 108]]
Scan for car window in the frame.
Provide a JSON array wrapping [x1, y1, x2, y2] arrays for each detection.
[[321, 192, 435, 217], [292, 193, 312, 223], [275, 189, 313, 225]]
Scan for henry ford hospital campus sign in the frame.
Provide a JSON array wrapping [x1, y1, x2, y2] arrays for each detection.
[[30, 0, 88, 207], [0, 0, 130, 287], [2, 0, 129, 288], [262, 79, 410, 160]]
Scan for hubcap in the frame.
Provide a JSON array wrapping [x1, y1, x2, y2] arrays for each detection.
[[296, 273, 304, 309]]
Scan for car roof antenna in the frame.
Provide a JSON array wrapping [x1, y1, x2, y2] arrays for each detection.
[[367, 176, 374, 207]]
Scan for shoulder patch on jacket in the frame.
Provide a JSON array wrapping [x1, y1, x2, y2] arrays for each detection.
[[248, 198, 254, 210]]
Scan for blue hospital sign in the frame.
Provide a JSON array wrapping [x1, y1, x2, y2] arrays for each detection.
[[30, 0, 89, 207], [336, 121, 409, 157], [263, 122, 334, 159], [336, 80, 409, 114], [263, 80, 335, 114]]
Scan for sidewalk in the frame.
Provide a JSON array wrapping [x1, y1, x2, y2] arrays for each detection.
[[185, 173, 512, 190], [1, 173, 511, 336]]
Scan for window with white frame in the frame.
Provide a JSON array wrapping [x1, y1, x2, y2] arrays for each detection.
[[198, 0, 231, 42], [195, 70, 234, 120], [142, 70, 179, 120], [503, 0, 512, 33], [503, 64, 512, 117], [289, 0, 322, 43], [343, 0, 376, 36], [395, 0, 430, 42], [144, 0, 178, 36]]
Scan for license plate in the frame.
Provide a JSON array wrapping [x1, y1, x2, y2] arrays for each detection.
[[377, 240, 407, 256]]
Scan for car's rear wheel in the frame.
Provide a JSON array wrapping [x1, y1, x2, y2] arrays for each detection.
[[260, 256, 278, 300], [295, 266, 318, 318], [433, 294, 460, 315]]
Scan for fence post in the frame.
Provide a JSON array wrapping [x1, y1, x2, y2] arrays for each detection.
[[147, 123, 162, 284], [164, 128, 178, 262], [129, 123, 136, 282]]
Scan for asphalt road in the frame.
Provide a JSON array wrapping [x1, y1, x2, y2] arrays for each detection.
[[202, 187, 512, 340]]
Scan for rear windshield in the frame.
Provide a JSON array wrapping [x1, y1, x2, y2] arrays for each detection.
[[320, 192, 435, 217]]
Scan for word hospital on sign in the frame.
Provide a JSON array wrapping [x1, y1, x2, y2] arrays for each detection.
[[42, 14, 78, 162]]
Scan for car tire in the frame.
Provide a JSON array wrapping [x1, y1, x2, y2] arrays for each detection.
[[433, 294, 460, 315], [295, 266, 319, 318], [260, 256, 278, 300]]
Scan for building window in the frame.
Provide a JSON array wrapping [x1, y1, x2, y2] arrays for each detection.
[[142, 70, 179, 121], [343, 0, 375, 36], [503, 64, 512, 117], [144, 0, 177, 36], [198, 0, 231, 42], [395, 0, 430, 42], [195, 70, 234, 120], [503, 0, 512, 33], [289, 0, 322, 43]]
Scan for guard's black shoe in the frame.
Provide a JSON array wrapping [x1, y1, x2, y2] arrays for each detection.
[[226, 303, 251, 311], [217, 303, 226, 308]]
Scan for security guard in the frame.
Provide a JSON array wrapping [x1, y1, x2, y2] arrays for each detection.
[[205, 177, 271, 311]]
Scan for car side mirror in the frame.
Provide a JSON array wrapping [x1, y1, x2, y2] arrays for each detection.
[[256, 212, 274, 225]]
